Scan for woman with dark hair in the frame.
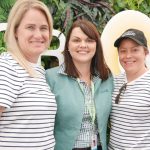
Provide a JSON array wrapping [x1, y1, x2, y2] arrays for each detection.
[[46, 19, 113, 150]]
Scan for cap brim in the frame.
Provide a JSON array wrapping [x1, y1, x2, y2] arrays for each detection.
[[114, 36, 145, 48]]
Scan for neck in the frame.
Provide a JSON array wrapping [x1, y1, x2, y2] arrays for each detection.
[[75, 63, 91, 85]]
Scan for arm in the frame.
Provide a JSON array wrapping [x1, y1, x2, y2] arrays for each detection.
[[0, 55, 20, 110]]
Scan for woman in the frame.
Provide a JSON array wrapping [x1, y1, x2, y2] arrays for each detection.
[[46, 19, 113, 150], [109, 28, 150, 149], [0, 0, 57, 149]]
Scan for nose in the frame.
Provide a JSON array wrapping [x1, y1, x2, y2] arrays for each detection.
[[34, 29, 42, 38], [126, 51, 132, 58], [80, 40, 87, 48]]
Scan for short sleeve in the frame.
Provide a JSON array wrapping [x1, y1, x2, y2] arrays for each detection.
[[0, 58, 21, 108]]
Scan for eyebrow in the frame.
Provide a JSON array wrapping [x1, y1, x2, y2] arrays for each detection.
[[119, 45, 140, 49], [72, 36, 80, 38], [25, 24, 48, 27], [71, 36, 93, 40]]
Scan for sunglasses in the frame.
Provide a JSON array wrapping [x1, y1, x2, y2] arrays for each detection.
[[115, 83, 127, 104]]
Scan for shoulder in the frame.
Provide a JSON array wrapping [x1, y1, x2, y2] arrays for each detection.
[[0, 52, 28, 80], [113, 72, 126, 85], [46, 66, 59, 74], [45, 65, 74, 91], [0, 52, 14, 64], [45, 66, 61, 88], [104, 74, 114, 91], [46, 66, 60, 78], [0, 53, 24, 107], [46, 63, 67, 78], [114, 72, 125, 79], [0, 52, 18, 76], [102, 73, 114, 86]]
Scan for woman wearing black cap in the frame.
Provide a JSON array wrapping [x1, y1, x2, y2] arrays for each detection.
[[108, 28, 150, 149]]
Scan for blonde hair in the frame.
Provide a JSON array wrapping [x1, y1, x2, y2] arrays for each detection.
[[4, 0, 53, 77]]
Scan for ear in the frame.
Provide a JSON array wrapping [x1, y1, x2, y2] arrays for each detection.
[[15, 28, 18, 39], [145, 48, 149, 55]]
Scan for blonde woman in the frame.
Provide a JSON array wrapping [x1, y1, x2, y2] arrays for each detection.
[[0, 0, 57, 149]]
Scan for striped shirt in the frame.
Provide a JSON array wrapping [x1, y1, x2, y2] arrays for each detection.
[[108, 70, 150, 150], [0, 52, 57, 150]]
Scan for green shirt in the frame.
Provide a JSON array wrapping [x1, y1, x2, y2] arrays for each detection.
[[46, 64, 114, 150]]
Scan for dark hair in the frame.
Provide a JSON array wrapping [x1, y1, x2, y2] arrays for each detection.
[[63, 19, 111, 81]]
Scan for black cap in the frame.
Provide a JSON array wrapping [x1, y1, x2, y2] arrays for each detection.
[[114, 28, 147, 48]]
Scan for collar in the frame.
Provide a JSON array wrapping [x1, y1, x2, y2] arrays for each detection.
[[57, 63, 100, 83]]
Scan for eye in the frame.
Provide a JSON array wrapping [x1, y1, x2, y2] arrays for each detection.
[[72, 39, 80, 42], [26, 26, 34, 30], [86, 38, 95, 43], [41, 26, 49, 31], [119, 49, 126, 53], [132, 48, 139, 52]]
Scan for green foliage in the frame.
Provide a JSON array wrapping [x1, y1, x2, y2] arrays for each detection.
[[41, 0, 114, 35], [50, 0, 114, 34], [0, 0, 15, 54], [49, 36, 59, 50], [0, 32, 6, 53], [42, 0, 68, 32], [0, 7, 6, 22], [111, 0, 150, 17], [0, 0, 16, 22]]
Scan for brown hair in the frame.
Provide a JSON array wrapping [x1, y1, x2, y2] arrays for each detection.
[[63, 19, 111, 81]]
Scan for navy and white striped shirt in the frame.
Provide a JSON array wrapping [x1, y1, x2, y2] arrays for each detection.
[[109, 70, 150, 150], [0, 52, 57, 150]]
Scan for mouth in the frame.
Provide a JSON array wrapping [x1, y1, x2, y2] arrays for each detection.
[[124, 60, 135, 65], [31, 41, 44, 43], [30, 41, 45, 47], [77, 50, 89, 54]]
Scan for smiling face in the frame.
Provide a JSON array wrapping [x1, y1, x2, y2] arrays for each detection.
[[68, 27, 96, 66], [118, 38, 148, 78], [15, 8, 50, 63]]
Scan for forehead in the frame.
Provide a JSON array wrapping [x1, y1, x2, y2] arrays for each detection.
[[21, 8, 47, 22], [70, 27, 88, 38]]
